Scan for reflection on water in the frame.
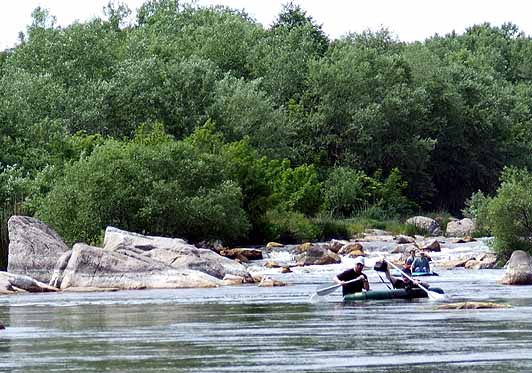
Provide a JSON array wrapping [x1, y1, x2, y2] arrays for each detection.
[[0, 268, 531, 372]]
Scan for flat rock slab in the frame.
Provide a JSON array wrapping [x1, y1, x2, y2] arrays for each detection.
[[436, 302, 511, 310]]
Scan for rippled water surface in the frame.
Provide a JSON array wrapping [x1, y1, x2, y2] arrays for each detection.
[[1, 265, 531, 372]]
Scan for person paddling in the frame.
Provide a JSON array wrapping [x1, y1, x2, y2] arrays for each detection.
[[384, 266, 428, 290], [333, 256, 369, 296], [404, 249, 416, 270], [373, 259, 428, 290], [412, 251, 431, 273]]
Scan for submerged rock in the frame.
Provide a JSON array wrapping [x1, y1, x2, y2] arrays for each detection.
[[258, 277, 286, 287], [499, 250, 532, 285], [436, 302, 511, 310], [464, 253, 498, 270], [219, 248, 263, 261], [395, 235, 415, 244], [7, 216, 70, 283]]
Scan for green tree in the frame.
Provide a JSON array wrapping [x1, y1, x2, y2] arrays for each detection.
[[301, 37, 435, 203], [484, 168, 532, 259], [36, 130, 251, 245], [322, 167, 380, 218], [207, 75, 289, 156], [103, 56, 219, 138]]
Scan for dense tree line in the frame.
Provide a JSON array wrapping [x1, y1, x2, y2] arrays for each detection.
[[1, 1, 531, 252]]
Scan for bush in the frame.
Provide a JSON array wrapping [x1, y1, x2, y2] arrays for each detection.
[[403, 223, 429, 237], [322, 167, 415, 218], [312, 215, 351, 241], [322, 167, 380, 217], [265, 160, 322, 216], [462, 191, 491, 236], [35, 136, 250, 245], [484, 168, 532, 259], [376, 168, 416, 215], [263, 209, 319, 243]]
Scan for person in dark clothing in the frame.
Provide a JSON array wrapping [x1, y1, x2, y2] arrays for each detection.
[[333, 256, 369, 296], [384, 265, 428, 290]]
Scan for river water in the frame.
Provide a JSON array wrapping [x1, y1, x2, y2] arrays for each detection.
[[1, 239, 531, 372]]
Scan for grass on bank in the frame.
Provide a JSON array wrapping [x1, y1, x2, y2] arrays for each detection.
[[268, 206, 434, 244]]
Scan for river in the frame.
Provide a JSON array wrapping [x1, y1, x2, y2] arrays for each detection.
[[1, 239, 531, 372]]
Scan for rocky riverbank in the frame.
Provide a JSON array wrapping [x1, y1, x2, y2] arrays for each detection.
[[2, 215, 532, 295]]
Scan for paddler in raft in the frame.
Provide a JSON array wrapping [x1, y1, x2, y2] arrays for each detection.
[[333, 256, 370, 296], [404, 248, 416, 270], [375, 260, 429, 290], [411, 251, 432, 273]]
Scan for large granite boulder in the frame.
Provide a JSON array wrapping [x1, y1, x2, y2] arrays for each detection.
[[405, 216, 440, 236], [499, 250, 532, 285], [296, 245, 341, 266], [58, 243, 222, 290], [338, 243, 365, 257], [420, 239, 441, 252], [7, 216, 70, 283], [49, 251, 73, 288], [446, 218, 476, 237], [103, 227, 251, 281]]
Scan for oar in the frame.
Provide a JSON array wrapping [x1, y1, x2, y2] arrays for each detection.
[[315, 277, 362, 296], [384, 259, 445, 301]]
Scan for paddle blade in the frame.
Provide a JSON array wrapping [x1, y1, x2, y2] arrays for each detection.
[[316, 283, 341, 296], [426, 289, 446, 301]]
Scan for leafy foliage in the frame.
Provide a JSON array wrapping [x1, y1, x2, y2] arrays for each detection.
[[483, 168, 532, 258], [35, 132, 251, 245], [1, 2, 532, 246]]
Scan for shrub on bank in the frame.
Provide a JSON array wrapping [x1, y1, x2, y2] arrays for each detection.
[[264, 209, 319, 243], [483, 168, 532, 259], [35, 136, 251, 245]]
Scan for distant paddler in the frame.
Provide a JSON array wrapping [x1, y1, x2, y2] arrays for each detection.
[[412, 251, 432, 273]]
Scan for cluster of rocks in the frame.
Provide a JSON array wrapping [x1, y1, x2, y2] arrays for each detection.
[[2, 214, 532, 295], [2, 216, 284, 295], [405, 216, 476, 237], [277, 222, 532, 285]]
